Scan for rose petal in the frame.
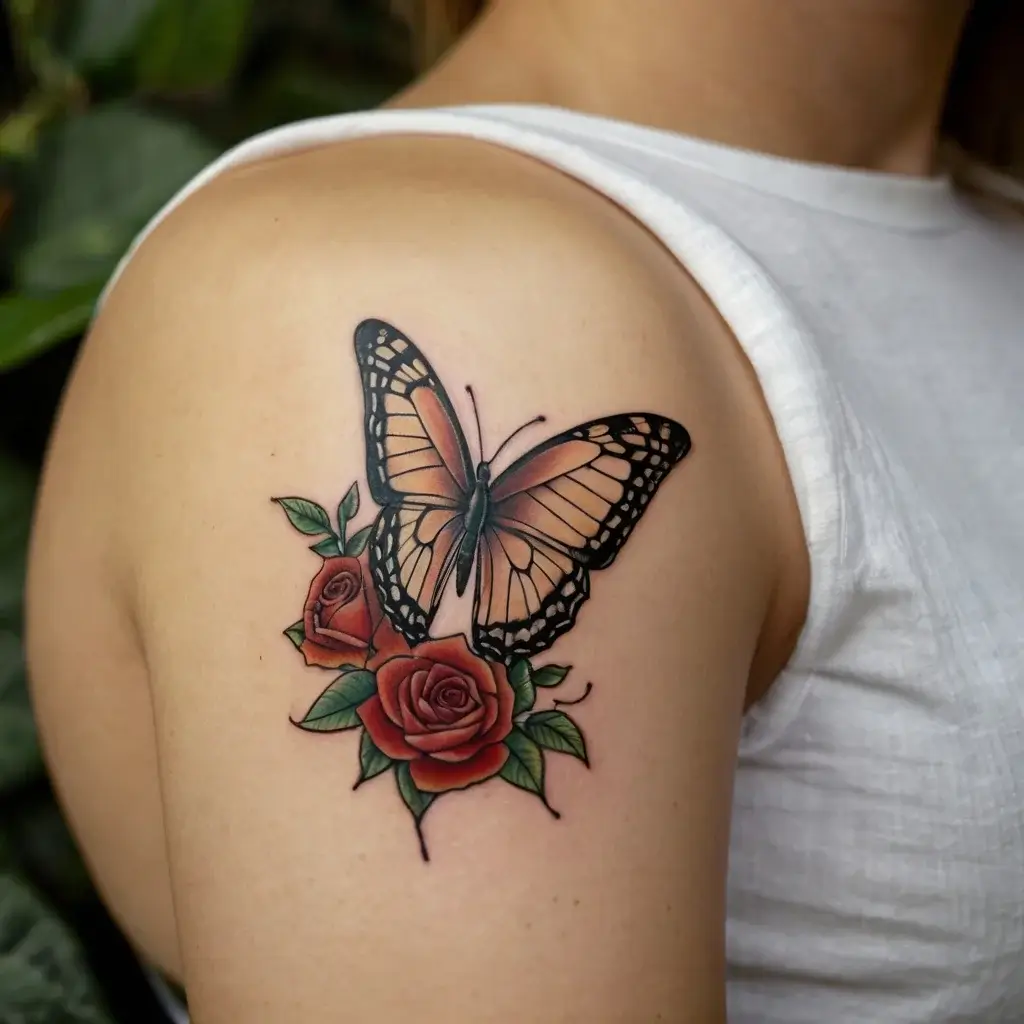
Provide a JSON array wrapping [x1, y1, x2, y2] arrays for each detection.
[[356, 697, 417, 760], [415, 635, 498, 697], [322, 592, 373, 646], [410, 744, 509, 793], [409, 666, 431, 706], [405, 723, 484, 756], [430, 705, 485, 733], [424, 668, 482, 713], [375, 656, 430, 726], [477, 666, 515, 746], [299, 638, 367, 670], [416, 696, 443, 724], [399, 672, 427, 734], [303, 557, 373, 648]]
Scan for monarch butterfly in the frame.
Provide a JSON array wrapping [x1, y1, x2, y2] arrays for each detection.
[[355, 319, 691, 664]]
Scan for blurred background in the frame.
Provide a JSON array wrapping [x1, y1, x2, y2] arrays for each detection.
[[0, 1, 414, 1019]]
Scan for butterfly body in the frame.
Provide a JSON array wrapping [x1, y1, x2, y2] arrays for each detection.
[[456, 463, 492, 597], [354, 319, 692, 664]]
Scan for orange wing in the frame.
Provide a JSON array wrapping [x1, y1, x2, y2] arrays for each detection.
[[354, 319, 474, 642], [355, 318, 473, 509], [474, 414, 691, 662]]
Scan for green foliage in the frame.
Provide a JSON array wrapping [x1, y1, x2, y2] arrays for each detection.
[[522, 710, 589, 765], [0, 3, 415, 1014], [357, 730, 392, 784], [0, 874, 113, 1022], [274, 496, 334, 536], [509, 659, 536, 716], [292, 669, 377, 732]]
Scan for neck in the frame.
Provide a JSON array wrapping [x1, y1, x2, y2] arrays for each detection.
[[394, 0, 971, 175]]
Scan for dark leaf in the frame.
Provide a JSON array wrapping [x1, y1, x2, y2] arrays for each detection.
[[395, 762, 434, 821], [0, 284, 101, 371], [67, 0, 160, 67], [532, 664, 571, 688], [499, 727, 545, 796], [509, 659, 536, 716], [273, 497, 332, 536], [136, 0, 254, 93], [358, 730, 392, 783], [0, 873, 114, 1022], [291, 670, 376, 732], [309, 535, 342, 558], [523, 711, 588, 765], [14, 105, 218, 293], [345, 525, 372, 558], [282, 621, 304, 649]]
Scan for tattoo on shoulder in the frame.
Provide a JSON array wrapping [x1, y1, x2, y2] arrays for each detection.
[[273, 319, 691, 860]]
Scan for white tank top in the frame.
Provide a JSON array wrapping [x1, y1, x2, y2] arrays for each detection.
[[113, 104, 1024, 1023]]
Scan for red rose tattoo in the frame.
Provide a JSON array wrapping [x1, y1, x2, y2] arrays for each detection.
[[301, 553, 406, 669], [358, 635, 515, 793]]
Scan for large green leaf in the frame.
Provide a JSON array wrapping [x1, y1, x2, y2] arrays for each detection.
[[499, 727, 545, 796], [522, 710, 588, 765], [357, 730, 392, 785], [291, 670, 376, 732], [273, 497, 333, 537], [0, 873, 113, 1023], [14, 105, 218, 293], [66, 0, 160, 67], [135, 0, 253, 92], [0, 284, 100, 372], [532, 664, 570, 688], [395, 762, 434, 821]]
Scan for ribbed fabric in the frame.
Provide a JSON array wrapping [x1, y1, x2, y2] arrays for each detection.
[[109, 105, 1024, 1023]]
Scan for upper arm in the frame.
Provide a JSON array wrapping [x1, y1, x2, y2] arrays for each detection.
[[69, 137, 786, 1022]]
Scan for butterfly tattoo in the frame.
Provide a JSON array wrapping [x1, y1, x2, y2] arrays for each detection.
[[355, 319, 692, 664]]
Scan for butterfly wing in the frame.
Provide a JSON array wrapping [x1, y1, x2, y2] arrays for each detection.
[[370, 504, 466, 643], [354, 319, 474, 507], [473, 414, 691, 661], [354, 319, 474, 642]]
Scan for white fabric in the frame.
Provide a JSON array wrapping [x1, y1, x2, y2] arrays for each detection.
[[112, 105, 1024, 1023]]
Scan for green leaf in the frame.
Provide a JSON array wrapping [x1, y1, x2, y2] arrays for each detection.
[[135, 0, 254, 92], [395, 762, 434, 821], [523, 711, 589, 766], [358, 730, 392, 784], [273, 497, 333, 536], [14, 104, 218, 293], [509, 659, 536, 716], [345, 525, 372, 558], [533, 664, 571, 688], [0, 873, 114, 1023], [309, 535, 342, 558], [0, 284, 100, 372], [499, 727, 545, 796], [282, 621, 304, 649], [337, 482, 359, 540], [67, 0, 160, 68], [291, 670, 376, 732]]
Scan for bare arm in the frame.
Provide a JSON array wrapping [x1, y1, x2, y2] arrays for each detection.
[[30, 136, 795, 1023]]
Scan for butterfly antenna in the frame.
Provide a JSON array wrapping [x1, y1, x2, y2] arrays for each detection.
[[465, 385, 485, 463], [490, 415, 547, 463]]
